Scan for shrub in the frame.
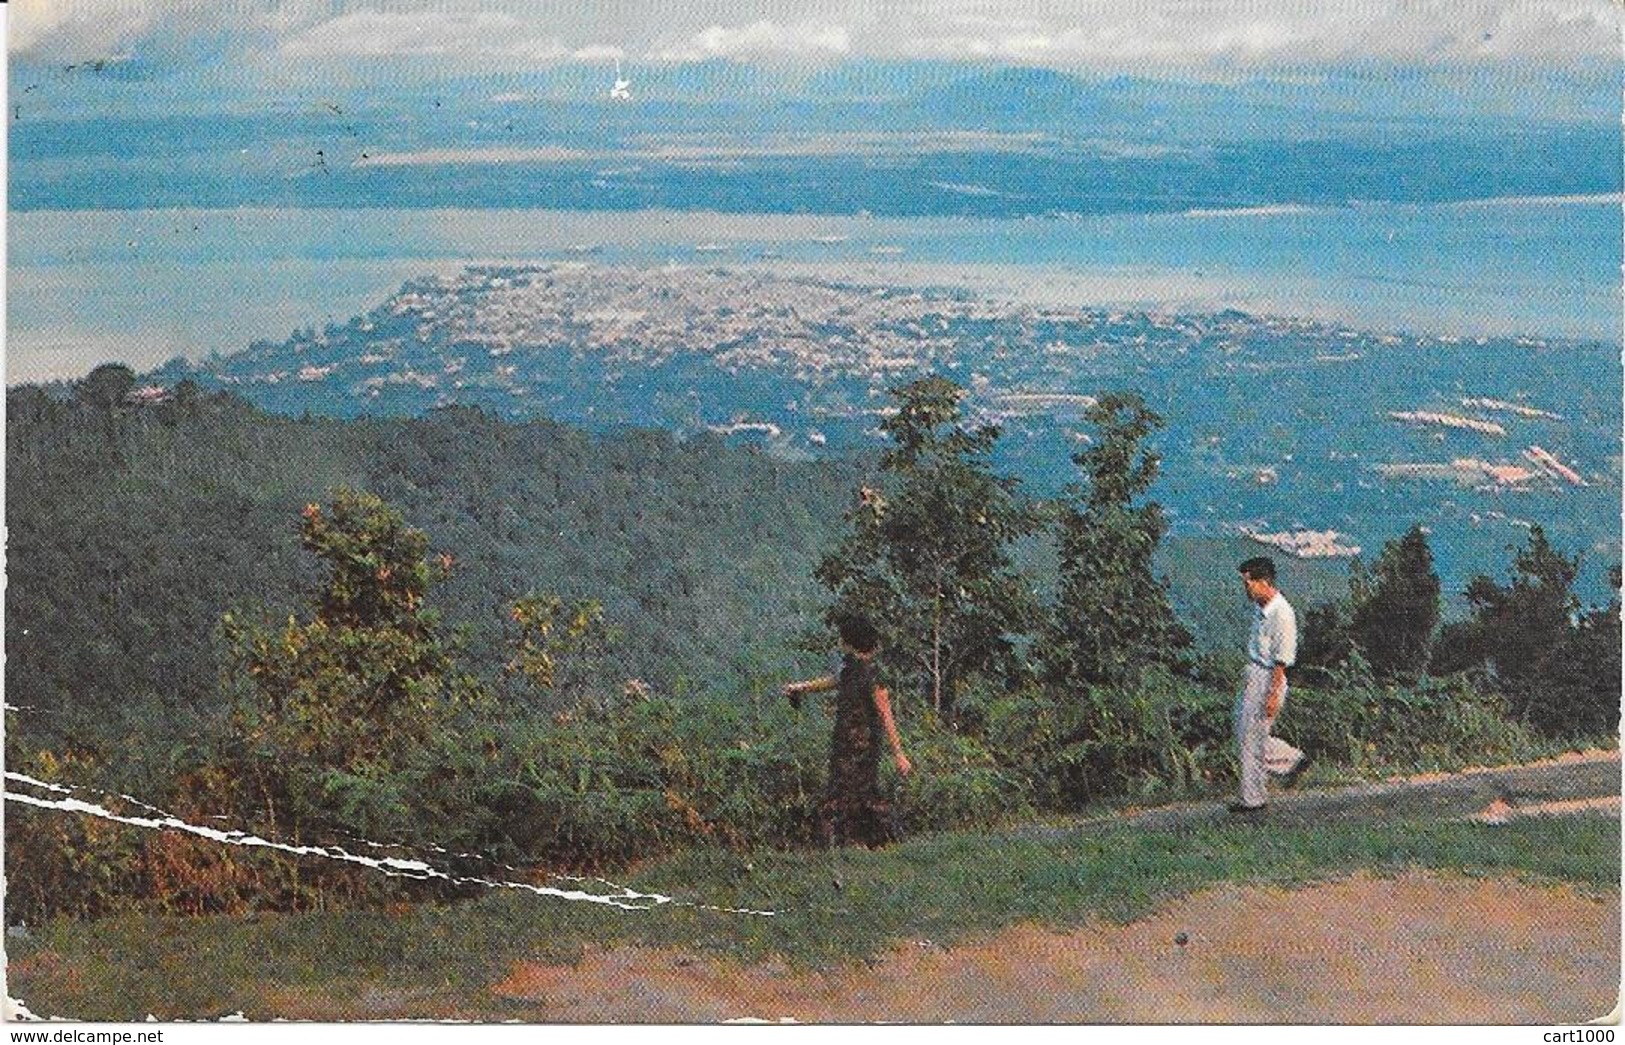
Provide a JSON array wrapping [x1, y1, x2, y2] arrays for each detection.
[[895, 713, 1032, 832], [5, 750, 147, 923], [1284, 659, 1548, 774], [980, 669, 1230, 810]]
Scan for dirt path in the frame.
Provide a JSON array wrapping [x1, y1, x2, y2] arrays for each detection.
[[486, 871, 1618, 1024], [478, 750, 1621, 1024], [1034, 747, 1622, 837]]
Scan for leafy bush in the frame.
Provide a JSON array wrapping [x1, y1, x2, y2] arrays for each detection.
[[9, 655, 1591, 923], [468, 690, 1033, 865], [895, 712, 1032, 832], [1278, 653, 1554, 775], [220, 489, 488, 853], [464, 694, 823, 866], [5, 750, 148, 923], [979, 669, 1231, 809]]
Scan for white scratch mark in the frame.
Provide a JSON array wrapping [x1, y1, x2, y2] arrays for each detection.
[[6, 996, 59, 1021], [6, 772, 71, 794], [5, 773, 759, 913], [4, 773, 776, 917], [10, 770, 239, 827]]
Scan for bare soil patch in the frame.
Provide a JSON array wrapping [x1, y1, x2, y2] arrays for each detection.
[[484, 871, 1618, 1024]]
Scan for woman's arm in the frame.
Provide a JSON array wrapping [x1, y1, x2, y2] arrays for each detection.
[[782, 674, 838, 707], [873, 686, 911, 776]]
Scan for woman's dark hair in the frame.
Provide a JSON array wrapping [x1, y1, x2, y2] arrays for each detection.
[[834, 613, 881, 653]]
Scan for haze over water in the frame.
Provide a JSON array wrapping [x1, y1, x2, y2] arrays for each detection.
[[9, 194, 1619, 384]]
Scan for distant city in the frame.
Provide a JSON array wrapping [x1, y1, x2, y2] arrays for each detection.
[[141, 263, 1619, 595]]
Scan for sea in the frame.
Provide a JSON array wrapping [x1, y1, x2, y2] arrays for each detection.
[[8, 195, 1620, 384]]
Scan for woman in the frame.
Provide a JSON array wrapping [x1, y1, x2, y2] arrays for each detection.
[[782, 614, 912, 847]]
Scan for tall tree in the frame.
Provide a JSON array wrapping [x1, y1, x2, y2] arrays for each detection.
[[73, 362, 137, 450], [1432, 526, 1610, 735], [74, 363, 136, 413], [223, 488, 480, 840], [816, 375, 1033, 718], [1048, 391, 1189, 689], [1349, 525, 1441, 680], [1554, 566, 1624, 736]]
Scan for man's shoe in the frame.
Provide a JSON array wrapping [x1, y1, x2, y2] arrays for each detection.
[[1227, 801, 1267, 815], [1281, 753, 1314, 789]]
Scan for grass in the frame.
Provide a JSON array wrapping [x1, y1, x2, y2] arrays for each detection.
[[10, 811, 1618, 1020]]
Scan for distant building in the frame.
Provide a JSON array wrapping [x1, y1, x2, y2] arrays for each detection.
[[1389, 410, 1506, 437], [124, 385, 171, 405], [1241, 526, 1361, 559]]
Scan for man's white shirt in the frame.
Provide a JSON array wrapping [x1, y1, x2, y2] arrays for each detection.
[[1247, 592, 1297, 668]]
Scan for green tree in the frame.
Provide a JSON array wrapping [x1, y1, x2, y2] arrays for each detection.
[[74, 363, 136, 413], [1547, 568, 1625, 741], [7, 385, 56, 426], [1048, 391, 1189, 689], [73, 362, 137, 451], [1348, 525, 1441, 680], [1294, 599, 1356, 682], [1553, 566, 1623, 736], [816, 375, 1034, 718], [223, 488, 481, 841], [1432, 527, 1614, 736], [506, 593, 612, 708]]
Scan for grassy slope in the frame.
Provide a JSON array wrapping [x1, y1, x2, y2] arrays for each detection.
[[11, 813, 1617, 1020]]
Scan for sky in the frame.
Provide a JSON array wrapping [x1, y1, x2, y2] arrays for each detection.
[[11, 0, 1620, 78]]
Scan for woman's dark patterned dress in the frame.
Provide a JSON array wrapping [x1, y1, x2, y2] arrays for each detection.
[[820, 654, 897, 847]]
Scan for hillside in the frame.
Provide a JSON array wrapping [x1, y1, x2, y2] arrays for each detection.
[[4, 388, 864, 746], [7, 368, 1616, 949], [3, 379, 1354, 747]]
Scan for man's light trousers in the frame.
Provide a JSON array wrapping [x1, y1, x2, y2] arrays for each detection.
[[1234, 662, 1305, 807]]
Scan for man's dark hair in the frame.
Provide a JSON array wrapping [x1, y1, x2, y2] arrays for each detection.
[[1238, 556, 1277, 583], [835, 613, 881, 653]]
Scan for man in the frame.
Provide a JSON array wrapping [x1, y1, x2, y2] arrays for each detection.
[[782, 614, 912, 847], [1231, 556, 1310, 813]]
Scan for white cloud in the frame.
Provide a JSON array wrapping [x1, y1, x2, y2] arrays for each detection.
[[656, 19, 852, 61], [898, 1, 1621, 70], [8, 0, 1620, 75], [354, 146, 600, 167], [10, 0, 166, 58], [942, 11, 1046, 34], [573, 44, 627, 61], [280, 9, 566, 59], [350, 131, 1056, 168]]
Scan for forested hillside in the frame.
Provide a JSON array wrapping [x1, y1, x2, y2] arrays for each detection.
[[5, 383, 863, 747]]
